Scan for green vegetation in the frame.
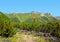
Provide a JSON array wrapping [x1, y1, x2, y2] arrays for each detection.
[[0, 12, 17, 37], [0, 12, 60, 42]]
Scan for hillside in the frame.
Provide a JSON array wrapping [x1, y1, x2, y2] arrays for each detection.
[[0, 12, 60, 42], [0, 12, 49, 42], [6, 12, 57, 23], [55, 16, 60, 21]]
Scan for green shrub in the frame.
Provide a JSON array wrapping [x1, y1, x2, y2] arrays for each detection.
[[0, 21, 17, 37], [0, 12, 17, 37]]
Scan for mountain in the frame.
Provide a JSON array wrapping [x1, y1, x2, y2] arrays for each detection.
[[55, 16, 60, 21], [6, 12, 57, 23], [0, 12, 10, 22]]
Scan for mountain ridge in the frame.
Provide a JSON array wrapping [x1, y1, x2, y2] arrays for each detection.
[[5, 12, 58, 23]]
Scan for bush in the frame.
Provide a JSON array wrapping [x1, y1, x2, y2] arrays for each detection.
[[1, 28, 17, 37], [0, 19, 17, 37]]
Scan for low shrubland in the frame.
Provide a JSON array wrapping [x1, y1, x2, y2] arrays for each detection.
[[0, 12, 60, 42]]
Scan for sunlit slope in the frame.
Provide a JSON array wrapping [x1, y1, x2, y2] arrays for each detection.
[[6, 12, 57, 23], [55, 16, 60, 21], [6, 13, 31, 22], [0, 12, 11, 22]]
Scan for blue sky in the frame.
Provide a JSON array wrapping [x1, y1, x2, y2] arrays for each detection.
[[0, 0, 60, 16]]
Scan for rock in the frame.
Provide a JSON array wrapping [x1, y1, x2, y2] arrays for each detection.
[[2, 40, 11, 42]]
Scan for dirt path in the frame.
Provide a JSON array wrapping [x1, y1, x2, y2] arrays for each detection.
[[16, 32, 35, 42], [24, 35, 34, 42]]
